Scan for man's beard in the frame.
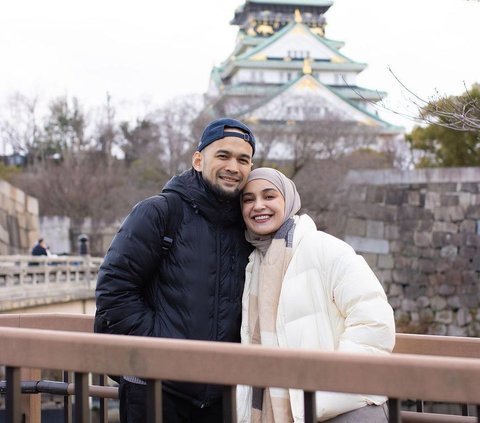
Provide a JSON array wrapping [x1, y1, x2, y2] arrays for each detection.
[[204, 178, 241, 201]]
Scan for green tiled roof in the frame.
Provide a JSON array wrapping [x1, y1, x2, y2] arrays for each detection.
[[233, 74, 400, 129], [235, 21, 354, 64]]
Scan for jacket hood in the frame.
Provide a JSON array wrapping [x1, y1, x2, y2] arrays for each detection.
[[163, 168, 244, 226]]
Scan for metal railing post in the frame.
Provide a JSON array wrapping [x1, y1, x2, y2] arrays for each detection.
[[222, 385, 237, 423], [388, 398, 401, 423], [304, 391, 316, 423], [6, 366, 22, 423], [146, 379, 162, 423], [74, 372, 89, 423]]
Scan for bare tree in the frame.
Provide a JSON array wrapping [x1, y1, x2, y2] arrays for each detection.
[[346, 70, 480, 132], [95, 92, 118, 167], [0, 92, 41, 158]]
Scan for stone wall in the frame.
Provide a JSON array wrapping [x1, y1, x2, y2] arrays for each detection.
[[0, 179, 39, 254], [40, 216, 119, 257], [327, 167, 480, 337]]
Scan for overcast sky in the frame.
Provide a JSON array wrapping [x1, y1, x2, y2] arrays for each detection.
[[0, 0, 479, 130]]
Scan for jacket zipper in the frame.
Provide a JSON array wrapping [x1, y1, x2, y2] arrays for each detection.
[[204, 227, 221, 405]]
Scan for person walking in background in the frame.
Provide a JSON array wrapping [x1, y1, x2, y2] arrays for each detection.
[[237, 167, 395, 422], [95, 118, 256, 423], [31, 238, 49, 256]]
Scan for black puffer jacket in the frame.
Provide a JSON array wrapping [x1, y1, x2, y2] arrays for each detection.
[[95, 169, 252, 406]]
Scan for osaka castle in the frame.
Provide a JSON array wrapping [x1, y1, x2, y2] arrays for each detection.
[[205, 0, 404, 162]]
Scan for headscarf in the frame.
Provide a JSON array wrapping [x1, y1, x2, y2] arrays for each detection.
[[244, 168, 301, 253]]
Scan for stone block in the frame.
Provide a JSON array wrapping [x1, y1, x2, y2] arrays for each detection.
[[430, 183, 457, 192], [431, 295, 447, 311], [0, 180, 10, 196], [26, 196, 39, 215], [458, 192, 474, 207], [12, 186, 25, 205], [376, 269, 392, 283], [459, 246, 476, 260], [461, 271, 477, 285], [361, 253, 377, 268], [416, 296, 430, 308], [389, 283, 404, 296], [447, 296, 461, 309], [366, 220, 384, 238], [456, 308, 473, 326], [366, 186, 385, 204], [345, 218, 366, 237], [444, 270, 463, 286], [466, 205, 480, 219], [418, 259, 436, 274], [345, 236, 389, 255], [440, 194, 459, 207], [419, 248, 435, 259], [458, 219, 477, 234], [405, 284, 427, 298], [385, 190, 406, 206], [0, 225, 8, 244], [353, 203, 397, 222], [447, 326, 466, 336], [465, 233, 480, 247], [401, 298, 417, 312], [348, 186, 367, 202], [389, 297, 402, 309], [460, 183, 479, 194], [440, 245, 458, 260], [416, 220, 433, 231], [433, 221, 458, 233], [377, 254, 394, 270], [429, 324, 448, 336], [438, 283, 456, 296], [425, 192, 441, 209], [419, 308, 434, 322], [413, 231, 431, 247], [435, 310, 453, 324], [384, 224, 399, 240], [407, 191, 421, 206], [433, 206, 465, 222]]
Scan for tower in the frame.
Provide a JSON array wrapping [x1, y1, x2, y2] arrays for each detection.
[[205, 0, 404, 163]]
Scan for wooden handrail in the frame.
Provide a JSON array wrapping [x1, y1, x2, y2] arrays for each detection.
[[0, 326, 480, 404]]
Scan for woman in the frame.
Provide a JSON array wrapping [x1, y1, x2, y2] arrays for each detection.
[[237, 168, 395, 422]]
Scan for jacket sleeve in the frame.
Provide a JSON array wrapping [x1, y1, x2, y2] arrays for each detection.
[[94, 196, 168, 337], [330, 248, 396, 355]]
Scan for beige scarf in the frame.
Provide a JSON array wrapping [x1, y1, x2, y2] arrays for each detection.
[[249, 220, 297, 423], [244, 168, 301, 423]]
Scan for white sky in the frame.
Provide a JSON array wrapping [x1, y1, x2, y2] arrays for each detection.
[[0, 0, 479, 130]]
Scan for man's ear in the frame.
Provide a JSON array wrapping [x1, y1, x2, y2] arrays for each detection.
[[192, 151, 203, 171]]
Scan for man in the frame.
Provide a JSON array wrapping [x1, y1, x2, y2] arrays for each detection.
[[31, 238, 49, 256], [94, 118, 255, 422]]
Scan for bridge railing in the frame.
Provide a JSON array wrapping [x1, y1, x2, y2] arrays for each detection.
[[0, 314, 480, 423], [0, 256, 102, 311]]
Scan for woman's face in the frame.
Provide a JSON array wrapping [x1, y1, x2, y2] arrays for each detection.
[[242, 179, 285, 236]]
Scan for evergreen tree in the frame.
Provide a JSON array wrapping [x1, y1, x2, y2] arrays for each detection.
[[408, 84, 480, 167]]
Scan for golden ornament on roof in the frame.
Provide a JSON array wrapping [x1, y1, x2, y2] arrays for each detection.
[[256, 23, 274, 35], [302, 57, 313, 75], [294, 9, 303, 23]]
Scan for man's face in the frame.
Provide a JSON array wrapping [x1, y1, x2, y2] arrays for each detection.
[[192, 133, 253, 199]]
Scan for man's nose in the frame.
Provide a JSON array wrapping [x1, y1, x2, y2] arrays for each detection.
[[225, 158, 239, 173]]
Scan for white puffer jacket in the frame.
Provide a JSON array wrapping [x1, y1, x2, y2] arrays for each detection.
[[237, 215, 396, 422]]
